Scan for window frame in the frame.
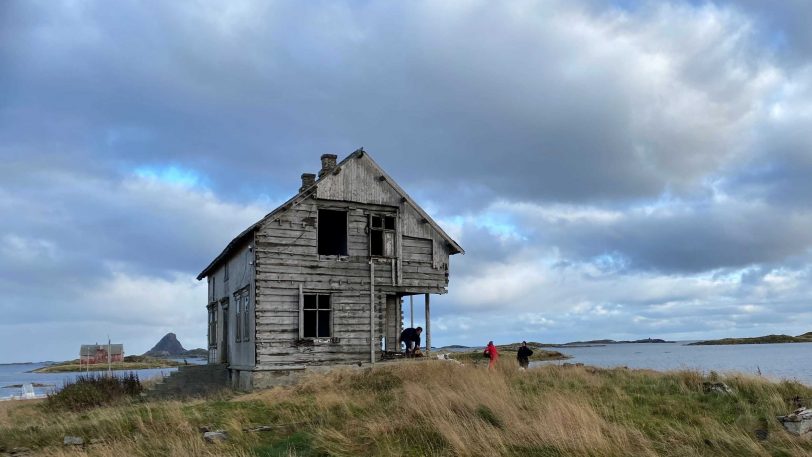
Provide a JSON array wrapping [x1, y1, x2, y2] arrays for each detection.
[[207, 303, 218, 348], [233, 287, 251, 342], [299, 292, 333, 339], [369, 213, 397, 258]]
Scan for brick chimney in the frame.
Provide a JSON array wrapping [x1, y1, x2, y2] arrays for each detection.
[[300, 173, 316, 192], [319, 154, 338, 178]]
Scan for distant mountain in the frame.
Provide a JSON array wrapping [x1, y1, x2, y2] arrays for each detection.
[[143, 333, 207, 358], [688, 332, 812, 346]]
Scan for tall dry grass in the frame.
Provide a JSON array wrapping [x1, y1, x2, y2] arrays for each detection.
[[2, 359, 811, 456]]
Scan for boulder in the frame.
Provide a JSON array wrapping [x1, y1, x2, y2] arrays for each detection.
[[702, 382, 733, 394], [63, 436, 84, 446], [203, 431, 228, 443], [778, 407, 812, 436]]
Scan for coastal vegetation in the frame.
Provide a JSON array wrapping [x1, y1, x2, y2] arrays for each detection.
[[689, 332, 812, 346], [2, 360, 812, 456], [32, 356, 183, 373], [46, 373, 144, 411]]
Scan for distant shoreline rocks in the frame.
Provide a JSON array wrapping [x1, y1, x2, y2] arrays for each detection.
[[688, 332, 812, 346]]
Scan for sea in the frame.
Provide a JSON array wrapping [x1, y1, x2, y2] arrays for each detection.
[[0, 358, 206, 400], [530, 341, 812, 385], [3, 343, 811, 399]]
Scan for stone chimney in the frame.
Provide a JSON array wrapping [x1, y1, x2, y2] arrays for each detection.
[[319, 154, 338, 178], [300, 173, 316, 192]]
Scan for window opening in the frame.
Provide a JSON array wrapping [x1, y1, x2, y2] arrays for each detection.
[[303, 294, 331, 338], [370, 214, 396, 257], [318, 209, 348, 256]]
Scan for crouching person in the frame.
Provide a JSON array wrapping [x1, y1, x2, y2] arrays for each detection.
[[400, 326, 423, 357]]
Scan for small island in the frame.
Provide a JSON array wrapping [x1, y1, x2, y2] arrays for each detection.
[[688, 332, 812, 346], [32, 355, 184, 373]]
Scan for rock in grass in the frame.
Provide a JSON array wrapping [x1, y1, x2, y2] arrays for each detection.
[[702, 382, 733, 394], [63, 436, 84, 446], [203, 431, 228, 443], [777, 407, 812, 436]]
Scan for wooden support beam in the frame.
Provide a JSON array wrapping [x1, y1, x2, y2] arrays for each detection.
[[425, 293, 431, 356], [370, 261, 375, 365]]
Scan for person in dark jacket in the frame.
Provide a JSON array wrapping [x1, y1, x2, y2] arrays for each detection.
[[400, 327, 422, 356], [517, 341, 533, 370]]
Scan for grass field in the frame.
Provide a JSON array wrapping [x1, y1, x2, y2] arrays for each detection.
[[2, 359, 811, 456]]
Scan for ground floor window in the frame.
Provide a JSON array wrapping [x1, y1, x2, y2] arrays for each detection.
[[207, 304, 218, 347], [302, 294, 331, 338], [234, 288, 251, 342]]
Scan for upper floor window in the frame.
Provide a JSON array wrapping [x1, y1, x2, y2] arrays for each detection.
[[224, 262, 229, 282], [370, 214, 396, 257], [318, 209, 348, 256]]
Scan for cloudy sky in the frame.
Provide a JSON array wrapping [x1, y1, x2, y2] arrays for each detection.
[[2, 0, 812, 362]]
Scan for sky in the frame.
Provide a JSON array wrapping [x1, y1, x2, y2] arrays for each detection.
[[2, 0, 812, 362]]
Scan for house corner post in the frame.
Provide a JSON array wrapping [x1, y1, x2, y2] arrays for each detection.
[[370, 261, 375, 365], [425, 293, 430, 356]]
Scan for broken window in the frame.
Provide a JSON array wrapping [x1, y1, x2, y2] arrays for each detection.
[[302, 294, 331, 338], [318, 209, 348, 256], [370, 214, 396, 257]]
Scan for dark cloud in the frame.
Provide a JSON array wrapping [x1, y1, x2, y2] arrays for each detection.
[[1, 0, 812, 361]]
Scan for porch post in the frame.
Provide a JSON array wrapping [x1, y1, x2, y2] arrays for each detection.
[[370, 261, 375, 365], [424, 293, 431, 356]]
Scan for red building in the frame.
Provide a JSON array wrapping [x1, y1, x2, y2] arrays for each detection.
[[79, 344, 124, 364]]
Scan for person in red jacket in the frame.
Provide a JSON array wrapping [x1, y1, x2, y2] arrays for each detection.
[[484, 341, 499, 370]]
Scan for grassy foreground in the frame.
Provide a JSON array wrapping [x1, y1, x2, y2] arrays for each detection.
[[2, 360, 812, 456]]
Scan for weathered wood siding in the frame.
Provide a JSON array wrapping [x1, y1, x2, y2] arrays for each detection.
[[254, 189, 452, 368], [207, 242, 255, 369]]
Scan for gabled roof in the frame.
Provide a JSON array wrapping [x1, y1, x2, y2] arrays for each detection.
[[196, 148, 464, 280], [80, 344, 124, 356]]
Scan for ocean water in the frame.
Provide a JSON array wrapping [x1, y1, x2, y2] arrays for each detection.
[[0, 359, 204, 399], [531, 341, 812, 385]]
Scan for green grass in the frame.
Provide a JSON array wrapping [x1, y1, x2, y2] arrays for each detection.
[[1, 361, 811, 456]]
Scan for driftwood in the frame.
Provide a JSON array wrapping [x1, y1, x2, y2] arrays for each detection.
[[244, 421, 313, 432]]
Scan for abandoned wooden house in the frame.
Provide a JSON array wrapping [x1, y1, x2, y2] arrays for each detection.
[[197, 149, 464, 389]]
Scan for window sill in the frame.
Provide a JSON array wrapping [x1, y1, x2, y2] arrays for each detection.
[[318, 255, 350, 261], [296, 337, 340, 345]]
